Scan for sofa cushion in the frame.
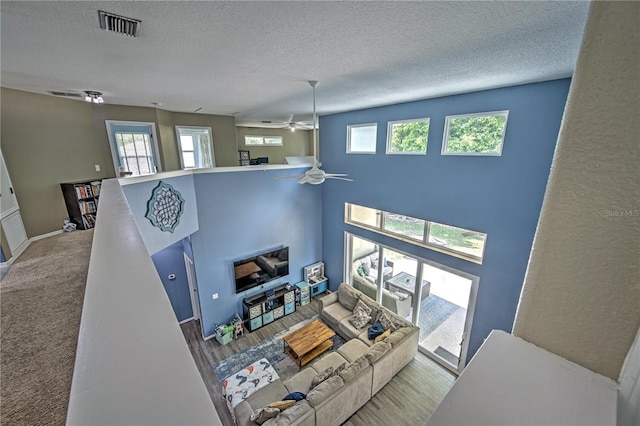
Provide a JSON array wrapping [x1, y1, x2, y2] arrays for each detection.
[[283, 367, 317, 395], [338, 284, 361, 311], [263, 400, 313, 426], [337, 338, 369, 363], [322, 302, 352, 328], [339, 355, 370, 382], [385, 326, 413, 347], [306, 375, 344, 407], [242, 380, 289, 412], [364, 341, 392, 363], [338, 317, 365, 340], [312, 351, 347, 374]]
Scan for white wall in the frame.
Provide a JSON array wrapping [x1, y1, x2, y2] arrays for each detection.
[[617, 326, 640, 426], [513, 1, 640, 380]]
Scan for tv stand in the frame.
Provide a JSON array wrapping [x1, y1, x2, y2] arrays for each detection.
[[242, 284, 296, 332]]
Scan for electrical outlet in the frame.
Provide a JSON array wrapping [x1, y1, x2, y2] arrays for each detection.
[[212, 293, 219, 300], [95, 164, 101, 172]]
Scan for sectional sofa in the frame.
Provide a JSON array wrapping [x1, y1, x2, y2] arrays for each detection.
[[232, 283, 419, 426]]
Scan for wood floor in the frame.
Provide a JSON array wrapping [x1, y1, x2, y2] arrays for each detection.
[[180, 299, 456, 426]]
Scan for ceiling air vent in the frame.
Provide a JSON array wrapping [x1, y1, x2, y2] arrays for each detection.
[[48, 91, 83, 98], [98, 10, 141, 37]]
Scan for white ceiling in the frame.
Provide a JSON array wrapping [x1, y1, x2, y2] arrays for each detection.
[[1, 1, 590, 127]]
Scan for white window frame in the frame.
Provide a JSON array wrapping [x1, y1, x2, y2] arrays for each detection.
[[105, 120, 162, 177], [347, 123, 377, 154], [175, 126, 215, 169], [442, 110, 509, 156], [386, 117, 430, 155], [344, 202, 487, 264], [244, 135, 283, 146]]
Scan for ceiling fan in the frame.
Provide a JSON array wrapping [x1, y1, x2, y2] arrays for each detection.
[[263, 115, 313, 132], [278, 81, 352, 185]]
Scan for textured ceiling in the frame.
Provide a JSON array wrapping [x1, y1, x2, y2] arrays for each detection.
[[1, 1, 590, 127]]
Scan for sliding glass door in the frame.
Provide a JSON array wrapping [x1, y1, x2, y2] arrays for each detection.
[[345, 231, 478, 374]]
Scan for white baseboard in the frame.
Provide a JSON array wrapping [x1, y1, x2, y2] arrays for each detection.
[[31, 229, 64, 241], [179, 316, 195, 325], [7, 239, 30, 263]]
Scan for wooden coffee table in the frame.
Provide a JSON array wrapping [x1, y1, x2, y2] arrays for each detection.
[[283, 319, 336, 367]]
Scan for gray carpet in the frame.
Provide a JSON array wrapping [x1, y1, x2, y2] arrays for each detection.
[[1, 229, 93, 426]]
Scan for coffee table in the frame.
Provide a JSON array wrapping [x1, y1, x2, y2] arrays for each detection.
[[386, 271, 431, 299], [283, 319, 335, 367]]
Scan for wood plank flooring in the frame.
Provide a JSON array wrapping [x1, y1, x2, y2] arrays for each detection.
[[180, 299, 456, 426]]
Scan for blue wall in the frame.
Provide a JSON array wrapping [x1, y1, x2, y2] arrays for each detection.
[[320, 79, 571, 360], [151, 238, 194, 322], [190, 168, 322, 337]]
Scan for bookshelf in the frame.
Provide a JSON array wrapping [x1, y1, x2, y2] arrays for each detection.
[[60, 180, 102, 230]]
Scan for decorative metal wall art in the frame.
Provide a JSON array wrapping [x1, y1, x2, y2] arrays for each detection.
[[146, 181, 184, 232]]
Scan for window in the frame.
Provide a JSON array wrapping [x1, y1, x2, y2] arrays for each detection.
[[244, 135, 283, 146], [386, 118, 430, 155], [345, 203, 487, 263], [106, 121, 161, 177], [347, 124, 377, 154], [442, 110, 509, 156], [175, 126, 215, 169]]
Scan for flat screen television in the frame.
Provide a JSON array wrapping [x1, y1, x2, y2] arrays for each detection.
[[233, 247, 289, 294]]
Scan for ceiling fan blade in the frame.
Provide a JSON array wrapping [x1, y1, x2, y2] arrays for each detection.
[[297, 175, 313, 184], [326, 176, 354, 182], [324, 173, 349, 177], [274, 174, 305, 180]]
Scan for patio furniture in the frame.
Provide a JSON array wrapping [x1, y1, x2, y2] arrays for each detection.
[[385, 271, 431, 299]]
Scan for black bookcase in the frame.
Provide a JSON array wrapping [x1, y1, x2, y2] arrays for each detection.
[[60, 181, 101, 230]]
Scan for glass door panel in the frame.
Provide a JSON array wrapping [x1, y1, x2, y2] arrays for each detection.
[[417, 263, 472, 371], [380, 248, 418, 321], [349, 235, 383, 302]]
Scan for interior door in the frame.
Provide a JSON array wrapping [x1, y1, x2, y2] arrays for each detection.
[[184, 253, 201, 322], [1, 149, 29, 259]]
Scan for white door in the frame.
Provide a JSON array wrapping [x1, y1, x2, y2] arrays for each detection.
[[184, 253, 201, 321], [1, 149, 29, 259]]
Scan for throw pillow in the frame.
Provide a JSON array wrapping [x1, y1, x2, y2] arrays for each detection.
[[250, 407, 280, 424], [268, 400, 296, 411], [377, 310, 396, 332], [357, 265, 365, 277], [332, 362, 347, 377], [361, 262, 370, 276], [283, 392, 306, 401], [277, 247, 288, 261], [353, 298, 372, 316], [349, 305, 371, 330], [367, 321, 385, 340], [311, 366, 334, 388], [374, 328, 391, 343]]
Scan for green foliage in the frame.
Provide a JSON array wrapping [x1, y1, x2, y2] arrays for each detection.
[[446, 114, 507, 153], [390, 121, 429, 153]]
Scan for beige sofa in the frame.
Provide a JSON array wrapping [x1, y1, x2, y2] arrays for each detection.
[[233, 283, 419, 426]]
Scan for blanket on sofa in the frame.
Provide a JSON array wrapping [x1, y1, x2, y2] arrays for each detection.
[[222, 358, 279, 414]]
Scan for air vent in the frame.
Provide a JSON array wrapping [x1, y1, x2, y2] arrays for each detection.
[[98, 10, 141, 37], [48, 91, 83, 98]]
